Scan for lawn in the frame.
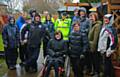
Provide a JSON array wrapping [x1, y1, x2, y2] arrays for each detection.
[[0, 58, 7, 77], [0, 33, 4, 51], [0, 33, 6, 77]]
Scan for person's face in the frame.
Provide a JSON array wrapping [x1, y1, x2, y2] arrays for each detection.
[[44, 11, 49, 17], [62, 15, 66, 20], [104, 17, 110, 24], [46, 15, 51, 21], [73, 24, 80, 32], [26, 19, 32, 24], [32, 12, 36, 17], [35, 16, 40, 22], [89, 15, 96, 23], [80, 11, 85, 17], [10, 18, 15, 24], [74, 11, 78, 16], [55, 33, 61, 40]]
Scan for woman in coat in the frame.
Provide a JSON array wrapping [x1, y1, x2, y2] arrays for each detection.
[[45, 30, 67, 77]]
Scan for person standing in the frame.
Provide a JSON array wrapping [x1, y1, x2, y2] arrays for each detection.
[[78, 7, 91, 73], [2, 16, 19, 70], [98, 14, 118, 77], [19, 16, 32, 67], [55, 12, 71, 41], [43, 14, 54, 57], [24, 14, 50, 73], [88, 12, 102, 76], [69, 21, 89, 77]]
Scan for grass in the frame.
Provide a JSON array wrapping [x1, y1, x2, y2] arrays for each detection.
[[0, 58, 7, 77], [0, 34, 4, 51], [0, 34, 6, 77]]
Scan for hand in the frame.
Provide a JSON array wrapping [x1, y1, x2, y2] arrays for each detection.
[[23, 40, 27, 44], [80, 54, 85, 59], [106, 52, 111, 57]]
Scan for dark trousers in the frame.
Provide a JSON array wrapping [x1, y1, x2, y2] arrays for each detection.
[[19, 44, 27, 63], [25, 46, 40, 70], [91, 52, 102, 74], [5, 48, 18, 68], [70, 57, 84, 77], [84, 51, 92, 72], [43, 39, 49, 58], [104, 55, 115, 77], [45, 60, 59, 77]]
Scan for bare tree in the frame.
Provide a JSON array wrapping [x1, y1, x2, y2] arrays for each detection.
[[2, 0, 23, 13]]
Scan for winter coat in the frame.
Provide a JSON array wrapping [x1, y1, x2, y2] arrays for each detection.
[[80, 17, 90, 35], [47, 39, 67, 63], [69, 31, 89, 58], [2, 24, 19, 48], [98, 17, 117, 56], [44, 20, 54, 38], [72, 16, 80, 23], [16, 16, 25, 31], [27, 22, 50, 48], [88, 21, 102, 52]]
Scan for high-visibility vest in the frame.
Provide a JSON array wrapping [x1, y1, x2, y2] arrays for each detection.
[[55, 18, 71, 40]]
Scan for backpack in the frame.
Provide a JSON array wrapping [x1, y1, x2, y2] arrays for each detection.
[[105, 26, 118, 50]]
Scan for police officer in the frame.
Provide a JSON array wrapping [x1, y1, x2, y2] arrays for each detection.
[[55, 12, 71, 41]]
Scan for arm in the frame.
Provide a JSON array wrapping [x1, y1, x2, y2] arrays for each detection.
[[82, 32, 89, 52], [105, 29, 116, 57], [47, 40, 55, 57], [56, 41, 68, 56]]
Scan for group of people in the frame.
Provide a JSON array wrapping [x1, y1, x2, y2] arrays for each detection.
[[2, 7, 118, 77]]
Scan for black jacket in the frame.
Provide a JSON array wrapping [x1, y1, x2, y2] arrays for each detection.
[[27, 22, 50, 47], [47, 39, 67, 63]]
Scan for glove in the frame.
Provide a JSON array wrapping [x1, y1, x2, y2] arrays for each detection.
[[55, 52, 60, 57], [80, 54, 85, 59]]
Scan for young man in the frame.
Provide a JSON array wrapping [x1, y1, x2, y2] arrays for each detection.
[[2, 16, 19, 70], [24, 14, 50, 73], [98, 14, 118, 77]]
